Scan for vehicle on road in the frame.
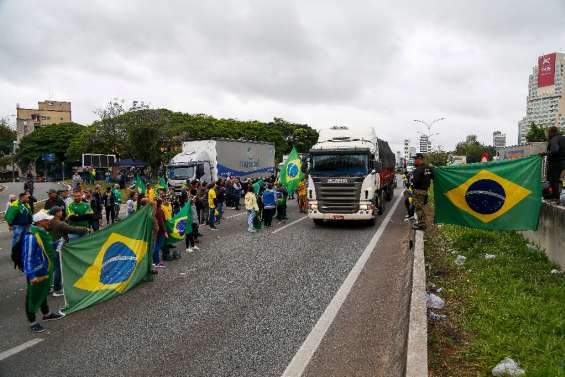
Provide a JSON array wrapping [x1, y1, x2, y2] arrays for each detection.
[[167, 139, 276, 193], [307, 126, 396, 225]]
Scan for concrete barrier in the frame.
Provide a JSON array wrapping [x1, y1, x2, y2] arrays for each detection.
[[405, 230, 428, 377], [522, 201, 565, 269]]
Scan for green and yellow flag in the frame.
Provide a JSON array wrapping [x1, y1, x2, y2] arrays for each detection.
[[166, 203, 191, 245], [280, 147, 304, 193], [134, 175, 146, 195], [434, 156, 542, 230], [155, 177, 168, 192], [62, 205, 153, 314]]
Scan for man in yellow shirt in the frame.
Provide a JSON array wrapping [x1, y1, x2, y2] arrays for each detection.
[[207, 182, 217, 230], [162, 199, 173, 220]]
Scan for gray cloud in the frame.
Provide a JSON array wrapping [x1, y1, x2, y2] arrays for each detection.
[[1, 0, 564, 150]]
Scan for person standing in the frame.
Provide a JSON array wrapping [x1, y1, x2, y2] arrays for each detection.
[[22, 211, 65, 333], [112, 184, 122, 220], [126, 191, 138, 217], [233, 179, 242, 210], [411, 153, 434, 231], [153, 199, 167, 268], [66, 190, 93, 239], [185, 197, 200, 253], [275, 183, 288, 221], [543, 126, 565, 201], [215, 179, 225, 224], [72, 171, 82, 191], [262, 183, 276, 227], [48, 207, 88, 296], [245, 185, 259, 233], [91, 184, 104, 230], [44, 189, 65, 211], [207, 182, 218, 230], [6, 192, 33, 252], [5, 194, 17, 213], [102, 186, 116, 225]]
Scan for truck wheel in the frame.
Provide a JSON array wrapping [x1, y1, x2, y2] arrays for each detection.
[[313, 219, 324, 226]]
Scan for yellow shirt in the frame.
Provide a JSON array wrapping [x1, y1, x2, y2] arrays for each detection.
[[208, 188, 216, 209], [162, 202, 173, 220], [147, 189, 156, 202]]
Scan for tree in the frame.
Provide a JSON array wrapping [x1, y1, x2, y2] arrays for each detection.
[[16, 123, 84, 170], [425, 151, 449, 166], [0, 118, 16, 156], [454, 138, 496, 163], [525, 122, 547, 142]]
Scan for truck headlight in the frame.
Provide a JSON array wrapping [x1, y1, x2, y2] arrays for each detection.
[[359, 204, 368, 210], [309, 203, 318, 210]]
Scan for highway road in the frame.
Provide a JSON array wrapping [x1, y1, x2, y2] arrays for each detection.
[[0, 182, 69, 215], [0, 187, 413, 377]]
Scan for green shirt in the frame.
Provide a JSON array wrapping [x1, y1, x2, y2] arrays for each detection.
[[112, 188, 122, 204], [5, 200, 32, 225], [66, 201, 93, 227]]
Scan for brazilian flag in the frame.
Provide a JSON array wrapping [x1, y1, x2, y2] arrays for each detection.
[[166, 203, 191, 245], [155, 177, 168, 192], [434, 156, 542, 230], [280, 147, 304, 193], [135, 175, 146, 195], [61, 205, 154, 314]]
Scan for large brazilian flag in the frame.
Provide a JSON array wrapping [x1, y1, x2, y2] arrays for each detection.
[[280, 147, 304, 194], [434, 155, 542, 230], [62, 205, 154, 314]]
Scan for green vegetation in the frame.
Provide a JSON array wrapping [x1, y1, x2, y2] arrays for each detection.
[[0, 118, 16, 156], [426, 225, 565, 376], [425, 151, 449, 167], [454, 138, 496, 163]]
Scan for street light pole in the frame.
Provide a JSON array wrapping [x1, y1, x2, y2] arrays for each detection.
[[12, 140, 17, 182], [413, 117, 446, 152]]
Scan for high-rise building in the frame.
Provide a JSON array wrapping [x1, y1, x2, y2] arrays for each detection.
[[403, 139, 410, 159], [409, 146, 417, 157], [16, 100, 72, 141], [518, 52, 565, 144], [493, 131, 506, 148], [419, 134, 431, 153]]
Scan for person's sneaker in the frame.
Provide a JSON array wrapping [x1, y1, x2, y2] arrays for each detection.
[[30, 323, 46, 333], [209, 227, 218, 231], [248, 228, 257, 233], [193, 245, 200, 251], [186, 247, 194, 253], [155, 262, 166, 268], [52, 290, 64, 297], [43, 311, 65, 321]]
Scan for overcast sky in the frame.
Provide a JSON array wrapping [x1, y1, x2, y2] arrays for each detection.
[[1, 0, 564, 152]]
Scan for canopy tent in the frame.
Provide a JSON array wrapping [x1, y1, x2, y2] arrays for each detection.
[[114, 159, 147, 167]]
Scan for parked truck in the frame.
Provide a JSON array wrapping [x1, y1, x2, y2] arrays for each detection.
[[307, 126, 396, 225], [167, 139, 275, 192]]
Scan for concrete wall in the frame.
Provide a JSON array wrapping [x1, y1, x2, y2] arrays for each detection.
[[522, 202, 565, 269]]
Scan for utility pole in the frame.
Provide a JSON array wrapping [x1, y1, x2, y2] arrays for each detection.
[[413, 117, 446, 152]]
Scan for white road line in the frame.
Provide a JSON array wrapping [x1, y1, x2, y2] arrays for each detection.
[[0, 339, 44, 361], [281, 194, 403, 377], [226, 212, 246, 219], [272, 216, 308, 234]]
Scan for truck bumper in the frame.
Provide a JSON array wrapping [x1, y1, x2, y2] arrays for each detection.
[[308, 210, 374, 221]]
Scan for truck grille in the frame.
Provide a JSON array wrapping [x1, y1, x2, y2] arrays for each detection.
[[312, 177, 363, 214]]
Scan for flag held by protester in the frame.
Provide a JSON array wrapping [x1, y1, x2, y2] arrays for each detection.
[[434, 155, 542, 230], [166, 203, 191, 245], [62, 205, 153, 314], [280, 147, 304, 193], [135, 175, 146, 195]]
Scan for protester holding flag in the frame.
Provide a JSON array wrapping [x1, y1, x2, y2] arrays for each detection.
[[411, 154, 434, 231], [23, 211, 65, 333], [153, 199, 167, 268], [280, 146, 304, 205], [66, 191, 94, 239], [261, 183, 276, 227], [5, 192, 33, 251]]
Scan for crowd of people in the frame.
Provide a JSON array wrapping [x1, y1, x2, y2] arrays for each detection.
[[4, 172, 308, 333]]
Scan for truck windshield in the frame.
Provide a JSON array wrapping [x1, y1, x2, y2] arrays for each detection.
[[310, 154, 369, 177], [168, 166, 195, 180]]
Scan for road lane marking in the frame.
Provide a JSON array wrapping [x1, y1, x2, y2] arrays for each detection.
[[281, 193, 403, 377], [272, 216, 308, 234], [226, 212, 246, 219], [0, 339, 44, 361]]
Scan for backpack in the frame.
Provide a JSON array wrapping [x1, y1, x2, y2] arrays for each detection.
[[11, 230, 29, 271]]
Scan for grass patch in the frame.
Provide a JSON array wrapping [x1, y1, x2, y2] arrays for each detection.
[[426, 222, 565, 376]]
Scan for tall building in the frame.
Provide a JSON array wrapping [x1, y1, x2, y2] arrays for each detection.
[[518, 52, 565, 144], [403, 139, 410, 159], [409, 146, 417, 157], [493, 131, 506, 148], [16, 100, 72, 141], [419, 134, 431, 153]]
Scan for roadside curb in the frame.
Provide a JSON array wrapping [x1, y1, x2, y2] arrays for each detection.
[[405, 230, 428, 377]]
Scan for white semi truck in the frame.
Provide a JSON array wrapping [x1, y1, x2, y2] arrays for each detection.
[[307, 126, 396, 225], [167, 139, 275, 192]]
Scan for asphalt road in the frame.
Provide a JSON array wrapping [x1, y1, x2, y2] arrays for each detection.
[[0, 187, 412, 377], [0, 182, 68, 214]]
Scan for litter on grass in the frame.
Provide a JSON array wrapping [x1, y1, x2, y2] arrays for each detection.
[[454, 255, 467, 266], [484, 254, 496, 260], [550, 269, 563, 275], [426, 293, 445, 309], [492, 357, 525, 376], [428, 311, 448, 321], [436, 287, 444, 293]]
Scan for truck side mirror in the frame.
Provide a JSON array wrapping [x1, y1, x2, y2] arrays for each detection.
[[196, 164, 205, 179]]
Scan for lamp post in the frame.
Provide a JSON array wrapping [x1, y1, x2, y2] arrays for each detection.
[[12, 140, 17, 182], [414, 117, 446, 152]]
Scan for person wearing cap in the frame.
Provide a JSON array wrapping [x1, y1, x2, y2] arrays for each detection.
[[48, 207, 88, 296], [43, 189, 65, 211], [411, 153, 435, 231], [22, 211, 65, 333], [6, 192, 33, 250], [5, 194, 17, 213]]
